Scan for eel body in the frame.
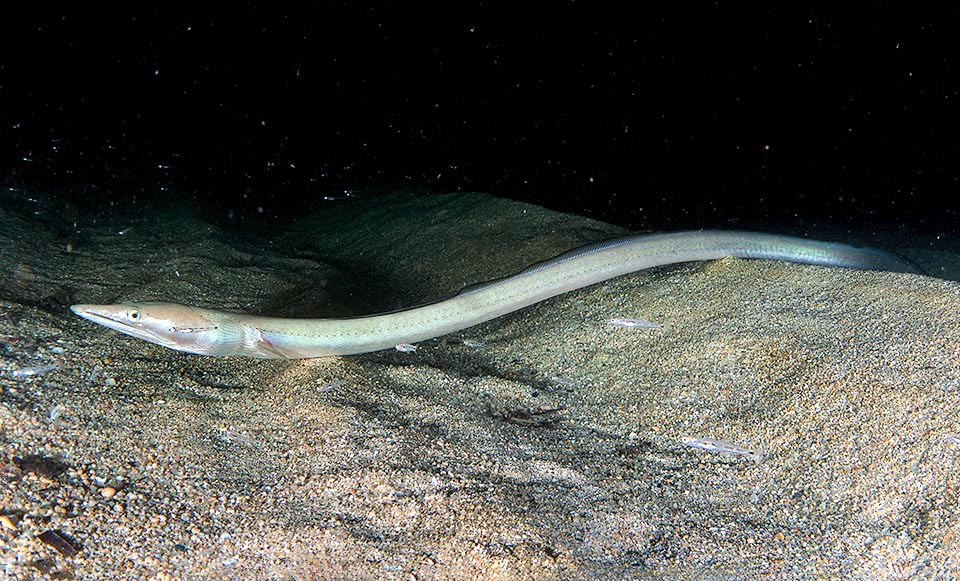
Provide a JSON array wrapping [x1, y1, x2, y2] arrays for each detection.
[[70, 230, 921, 359]]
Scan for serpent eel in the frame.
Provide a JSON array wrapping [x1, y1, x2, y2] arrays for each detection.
[[70, 230, 922, 359]]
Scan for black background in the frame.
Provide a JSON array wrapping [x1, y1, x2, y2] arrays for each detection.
[[2, 4, 958, 233]]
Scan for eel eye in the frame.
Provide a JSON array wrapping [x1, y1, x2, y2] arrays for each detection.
[[128, 310, 141, 322]]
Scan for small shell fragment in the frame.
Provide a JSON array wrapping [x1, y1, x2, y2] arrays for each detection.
[[9, 364, 58, 378], [941, 433, 960, 446], [395, 343, 417, 353], [681, 436, 765, 462], [316, 378, 346, 393], [608, 317, 662, 329], [38, 529, 79, 557]]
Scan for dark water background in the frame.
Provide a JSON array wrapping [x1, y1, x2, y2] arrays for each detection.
[[2, 5, 958, 243]]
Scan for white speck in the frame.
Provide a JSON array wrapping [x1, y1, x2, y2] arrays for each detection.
[[49, 405, 66, 421]]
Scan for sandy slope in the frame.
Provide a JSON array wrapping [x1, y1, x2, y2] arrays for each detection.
[[1, 190, 959, 579]]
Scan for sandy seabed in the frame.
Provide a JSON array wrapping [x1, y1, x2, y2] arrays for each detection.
[[2, 190, 960, 580]]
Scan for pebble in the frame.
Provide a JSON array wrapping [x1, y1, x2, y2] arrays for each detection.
[[100, 486, 117, 499]]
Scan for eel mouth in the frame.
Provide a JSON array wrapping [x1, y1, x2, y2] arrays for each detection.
[[70, 304, 131, 328], [71, 305, 120, 324], [70, 305, 125, 326]]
